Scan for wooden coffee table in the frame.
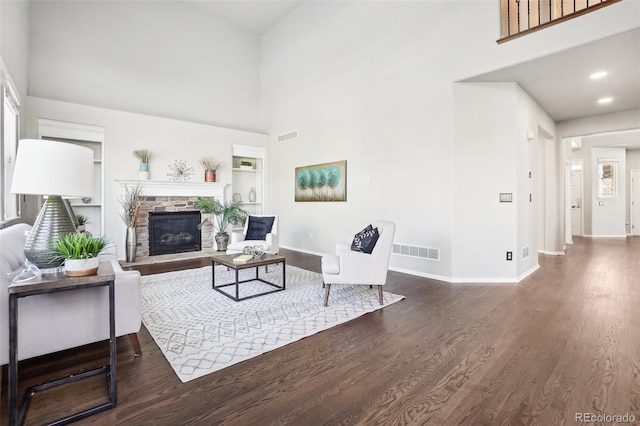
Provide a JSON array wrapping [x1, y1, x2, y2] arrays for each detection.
[[211, 253, 286, 301]]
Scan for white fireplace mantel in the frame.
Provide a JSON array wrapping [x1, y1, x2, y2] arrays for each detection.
[[116, 179, 227, 198]]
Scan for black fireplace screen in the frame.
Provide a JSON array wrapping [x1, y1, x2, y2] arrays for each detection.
[[149, 211, 202, 256]]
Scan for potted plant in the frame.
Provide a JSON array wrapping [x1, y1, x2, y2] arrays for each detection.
[[200, 158, 221, 182], [54, 232, 107, 276], [133, 149, 152, 180], [75, 214, 89, 233], [194, 197, 247, 251]]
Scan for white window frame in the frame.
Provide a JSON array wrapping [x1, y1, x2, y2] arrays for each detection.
[[0, 57, 21, 227], [597, 158, 618, 199]]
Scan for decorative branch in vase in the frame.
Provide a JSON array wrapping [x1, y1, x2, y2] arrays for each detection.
[[133, 149, 152, 180], [200, 157, 221, 182], [119, 184, 144, 262]]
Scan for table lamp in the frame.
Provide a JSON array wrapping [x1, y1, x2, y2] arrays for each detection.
[[10, 139, 94, 268]]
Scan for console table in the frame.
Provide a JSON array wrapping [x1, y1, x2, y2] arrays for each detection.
[[8, 262, 117, 426]]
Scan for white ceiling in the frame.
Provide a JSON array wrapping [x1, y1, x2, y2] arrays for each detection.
[[181, 2, 639, 137], [467, 28, 640, 123], [181, 0, 304, 35]]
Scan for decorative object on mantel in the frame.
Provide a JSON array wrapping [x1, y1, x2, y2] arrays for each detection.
[[53, 232, 106, 277], [295, 160, 347, 202], [248, 187, 256, 203], [133, 149, 152, 180], [232, 192, 242, 202], [81, 196, 92, 204], [199, 157, 221, 182], [167, 159, 194, 182], [240, 160, 253, 170], [120, 184, 144, 262], [194, 197, 247, 251]]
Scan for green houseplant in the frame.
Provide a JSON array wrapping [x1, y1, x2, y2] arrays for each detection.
[[194, 197, 247, 251], [75, 214, 89, 233], [54, 232, 106, 276]]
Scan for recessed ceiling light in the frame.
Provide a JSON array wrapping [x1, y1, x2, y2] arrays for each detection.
[[598, 97, 613, 104], [590, 71, 608, 80]]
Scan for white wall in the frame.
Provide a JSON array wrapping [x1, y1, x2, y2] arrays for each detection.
[[453, 83, 519, 281], [25, 96, 269, 258], [0, 0, 29, 127], [514, 87, 558, 264], [557, 109, 640, 138], [559, 110, 640, 236], [28, 1, 262, 133], [452, 83, 555, 282], [259, 0, 633, 281]]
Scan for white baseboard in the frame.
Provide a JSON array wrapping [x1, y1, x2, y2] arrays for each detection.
[[285, 245, 541, 285], [280, 245, 329, 257], [539, 250, 565, 256]]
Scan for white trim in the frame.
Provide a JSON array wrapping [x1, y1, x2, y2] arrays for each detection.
[[116, 179, 227, 198], [0, 56, 21, 108], [283, 246, 541, 284], [539, 250, 565, 256], [232, 144, 267, 159], [388, 266, 456, 283], [279, 245, 327, 258], [631, 169, 640, 236], [37, 118, 105, 143]]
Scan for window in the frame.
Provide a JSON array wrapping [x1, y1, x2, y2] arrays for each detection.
[[0, 62, 21, 225], [597, 159, 618, 198]]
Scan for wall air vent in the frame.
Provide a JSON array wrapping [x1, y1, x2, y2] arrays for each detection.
[[522, 246, 529, 260], [392, 244, 440, 261], [277, 130, 299, 143]]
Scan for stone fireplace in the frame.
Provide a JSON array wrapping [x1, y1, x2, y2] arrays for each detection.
[[117, 180, 226, 261]]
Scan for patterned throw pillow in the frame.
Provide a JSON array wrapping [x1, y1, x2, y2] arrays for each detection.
[[351, 224, 380, 254]]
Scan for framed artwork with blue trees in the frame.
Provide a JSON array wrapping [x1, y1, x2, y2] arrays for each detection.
[[295, 160, 347, 202]]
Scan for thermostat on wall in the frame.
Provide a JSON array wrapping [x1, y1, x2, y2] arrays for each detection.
[[499, 193, 513, 203]]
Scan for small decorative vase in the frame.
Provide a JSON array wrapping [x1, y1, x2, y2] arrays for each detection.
[[65, 257, 99, 277], [249, 187, 256, 203], [126, 226, 137, 262], [139, 162, 150, 180], [215, 233, 229, 251], [204, 170, 216, 182]]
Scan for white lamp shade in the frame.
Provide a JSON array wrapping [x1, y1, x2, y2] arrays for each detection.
[[10, 139, 94, 197]]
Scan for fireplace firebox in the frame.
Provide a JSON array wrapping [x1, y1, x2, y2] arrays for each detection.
[[149, 211, 202, 256]]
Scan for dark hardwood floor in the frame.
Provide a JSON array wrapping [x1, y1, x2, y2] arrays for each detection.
[[2, 237, 639, 425]]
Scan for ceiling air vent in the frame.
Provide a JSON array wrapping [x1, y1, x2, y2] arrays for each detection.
[[277, 130, 299, 143]]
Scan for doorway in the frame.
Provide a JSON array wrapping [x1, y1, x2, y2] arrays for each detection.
[[570, 160, 583, 236]]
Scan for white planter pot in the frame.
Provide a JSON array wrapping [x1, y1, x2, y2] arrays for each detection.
[[64, 257, 99, 277]]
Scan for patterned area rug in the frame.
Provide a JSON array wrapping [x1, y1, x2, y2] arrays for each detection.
[[140, 265, 404, 382]]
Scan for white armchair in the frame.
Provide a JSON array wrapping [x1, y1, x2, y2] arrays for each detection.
[[0, 223, 142, 368], [226, 214, 279, 255], [321, 220, 396, 306]]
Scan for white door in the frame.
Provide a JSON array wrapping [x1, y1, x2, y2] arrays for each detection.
[[632, 169, 640, 236], [570, 167, 583, 236]]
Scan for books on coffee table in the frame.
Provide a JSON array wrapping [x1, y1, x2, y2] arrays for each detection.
[[233, 254, 253, 263]]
